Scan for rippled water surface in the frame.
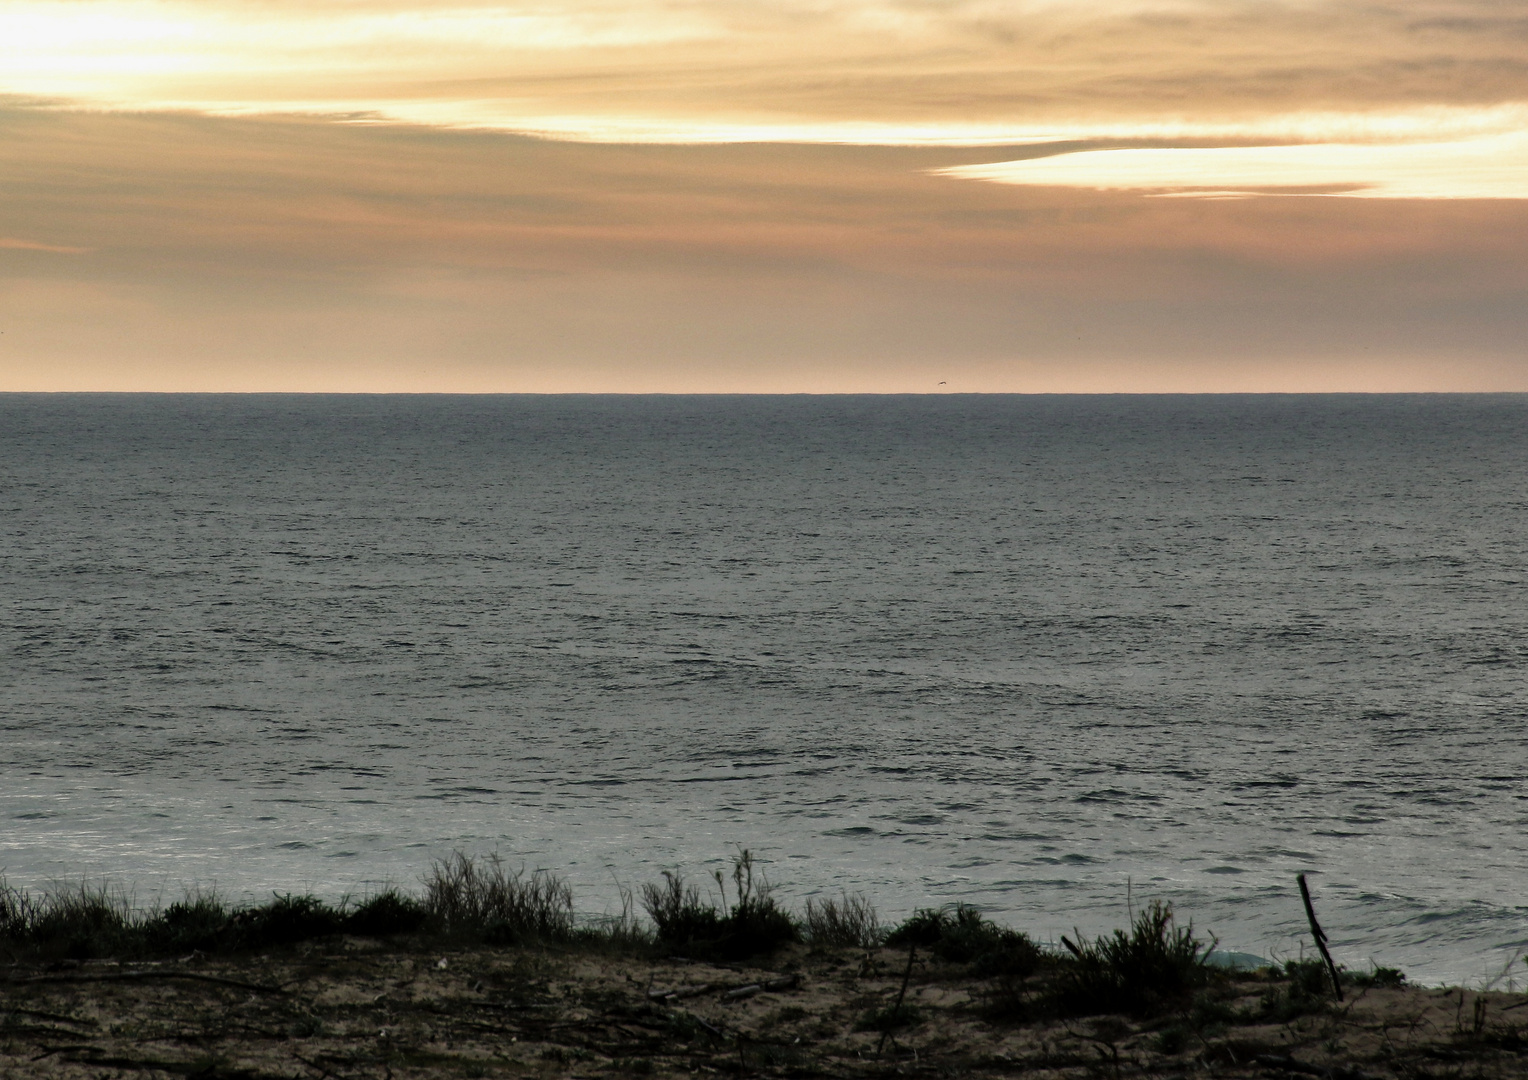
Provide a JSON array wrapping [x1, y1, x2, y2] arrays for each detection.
[[3, 394, 1526, 984]]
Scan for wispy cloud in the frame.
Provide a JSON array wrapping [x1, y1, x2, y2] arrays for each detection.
[[2, 0, 1525, 141], [0, 235, 91, 253], [3, 3, 1527, 389], [941, 131, 1528, 200], [4, 105, 1527, 391]]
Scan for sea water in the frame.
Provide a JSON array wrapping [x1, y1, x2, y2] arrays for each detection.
[[2, 393, 1525, 986]]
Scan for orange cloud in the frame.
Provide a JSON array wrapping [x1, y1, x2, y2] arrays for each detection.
[[3, 1, 1526, 138], [0, 235, 91, 253], [2, 105, 1527, 392]]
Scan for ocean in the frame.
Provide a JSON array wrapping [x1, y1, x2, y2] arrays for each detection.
[[2, 393, 1525, 985]]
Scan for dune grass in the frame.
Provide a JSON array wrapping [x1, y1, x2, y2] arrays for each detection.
[[641, 850, 800, 960], [885, 903, 1041, 977], [1047, 900, 1215, 1016], [3, 853, 1375, 1029], [0, 878, 430, 960], [422, 851, 573, 943], [804, 892, 883, 949]]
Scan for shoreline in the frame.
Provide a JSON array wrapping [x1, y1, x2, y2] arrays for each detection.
[[2, 855, 1510, 991]]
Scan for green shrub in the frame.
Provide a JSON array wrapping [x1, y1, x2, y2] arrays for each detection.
[[641, 851, 799, 960], [642, 872, 724, 946], [885, 907, 953, 949], [1259, 958, 1343, 1020], [1351, 965, 1405, 989], [1049, 901, 1213, 1016], [886, 904, 1040, 976], [1284, 958, 1334, 996]]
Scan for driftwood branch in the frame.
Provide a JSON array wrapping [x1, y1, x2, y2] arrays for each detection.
[[1297, 873, 1343, 1002]]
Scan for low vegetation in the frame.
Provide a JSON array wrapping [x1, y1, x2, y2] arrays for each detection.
[[885, 903, 1041, 977], [0, 852, 1385, 1019], [6, 856, 1522, 1079], [1048, 899, 1213, 1016], [0, 879, 429, 960], [422, 850, 572, 943], [804, 892, 882, 949], [640, 850, 799, 960], [2, 867, 1515, 1080]]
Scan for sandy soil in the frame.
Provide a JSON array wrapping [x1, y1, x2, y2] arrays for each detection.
[[3, 939, 1526, 1078]]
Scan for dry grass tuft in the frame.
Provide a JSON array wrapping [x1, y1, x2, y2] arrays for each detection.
[[423, 851, 574, 943], [805, 893, 883, 949]]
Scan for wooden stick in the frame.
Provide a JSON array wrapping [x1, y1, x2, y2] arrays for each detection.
[[877, 942, 916, 1056], [1297, 874, 1343, 1002]]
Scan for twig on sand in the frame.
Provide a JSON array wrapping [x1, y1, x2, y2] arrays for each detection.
[[877, 941, 917, 1056]]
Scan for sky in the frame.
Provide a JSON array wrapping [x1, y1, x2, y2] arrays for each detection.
[[2, 0, 1526, 392]]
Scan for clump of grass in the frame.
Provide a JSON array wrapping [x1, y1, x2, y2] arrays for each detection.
[[641, 850, 799, 960], [142, 892, 235, 953], [1258, 958, 1343, 1020], [805, 893, 883, 949], [1049, 900, 1214, 1017], [18, 881, 137, 960], [887, 903, 1041, 976], [642, 873, 723, 947], [423, 852, 574, 943], [722, 851, 800, 956], [0, 876, 434, 961], [1350, 964, 1405, 989], [344, 889, 429, 937], [0, 879, 34, 937], [234, 893, 346, 948], [572, 884, 652, 951]]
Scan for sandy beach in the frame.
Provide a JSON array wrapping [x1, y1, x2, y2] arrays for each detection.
[[5, 935, 1526, 1079]]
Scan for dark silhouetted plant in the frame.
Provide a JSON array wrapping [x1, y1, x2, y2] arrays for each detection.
[[887, 903, 1040, 976], [1049, 901, 1214, 1016], [1259, 958, 1343, 1020], [143, 893, 235, 953], [234, 893, 345, 949], [1350, 965, 1405, 989], [424, 851, 574, 943], [343, 890, 428, 937], [642, 851, 798, 960], [18, 881, 136, 959], [642, 872, 723, 946], [805, 893, 883, 949]]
